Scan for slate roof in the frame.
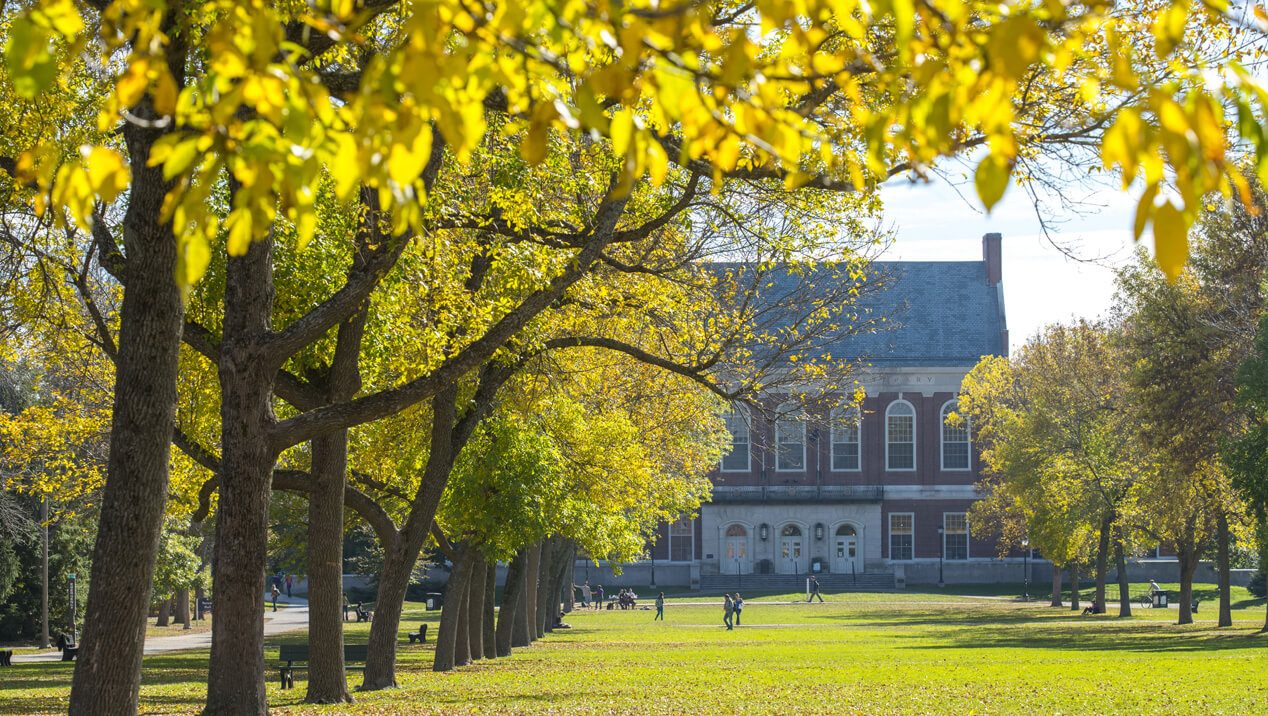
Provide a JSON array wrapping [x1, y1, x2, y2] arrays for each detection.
[[845, 261, 1006, 367], [722, 260, 1006, 368]]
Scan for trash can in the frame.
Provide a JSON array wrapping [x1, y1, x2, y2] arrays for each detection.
[[1151, 591, 1168, 608], [425, 592, 444, 611]]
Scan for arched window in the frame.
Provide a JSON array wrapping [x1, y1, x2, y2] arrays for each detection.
[[830, 406, 862, 471], [835, 524, 857, 537], [941, 400, 971, 470], [886, 400, 916, 471], [781, 524, 802, 537], [775, 403, 806, 472], [720, 407, 750, 472], [726, 524, 747, 537]]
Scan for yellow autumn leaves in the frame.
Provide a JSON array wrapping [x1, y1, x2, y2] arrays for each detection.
[[2, 0, 1265, 290]]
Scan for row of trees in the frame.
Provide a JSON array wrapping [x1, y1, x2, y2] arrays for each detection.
[[960, 185, 1268, 629], [3, 0, 1268, 714]]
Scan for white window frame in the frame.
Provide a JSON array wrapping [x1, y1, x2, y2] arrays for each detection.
[[720, 407, 751, 473], [885, 399, 917, 472], [940, 400, 971, 471], [830, 406, 862, 472], [943, 512, 969, 561], [775, 403, 807, 472], [669, 517, 694, 562], [889, 512, 914, 562]]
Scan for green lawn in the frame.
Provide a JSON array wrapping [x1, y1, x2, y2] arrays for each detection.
[[4, 589, 1265, 714]]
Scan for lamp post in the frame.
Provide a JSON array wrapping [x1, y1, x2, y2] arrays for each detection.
[[1021, 538, 1030, 601], [936, 526, 945, 588], [650, 551, 656, 589], [735, 556, 741, 591]]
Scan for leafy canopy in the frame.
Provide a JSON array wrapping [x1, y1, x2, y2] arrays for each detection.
[[4, 0, 1265, 286]]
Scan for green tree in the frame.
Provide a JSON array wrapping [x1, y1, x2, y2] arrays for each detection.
[[1226, 314, 1268, 632], [959, 322, 1145, 614]]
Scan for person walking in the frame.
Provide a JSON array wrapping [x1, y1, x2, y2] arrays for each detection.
[[596, 584, 605, 609], [285, 574, 293, 598], [654, 592, 665, 621], [581, 581, 592, 609], [732, 593, 744, 625], [807, 575, 824, 603], [270, 583, 280, 612], [723, 594, 735, 630]]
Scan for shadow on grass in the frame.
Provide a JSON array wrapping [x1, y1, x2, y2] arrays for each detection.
[[829, 607, 1268, 653]]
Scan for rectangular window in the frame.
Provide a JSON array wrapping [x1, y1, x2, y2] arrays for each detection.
[[944, 513, 968, 561], [941, 403, 971, 471], [669, 517, 694, 562], [831, 410, 861, 471], [720, 410, 750, 472], [886, 405, 916, 471], [889, 513, 913, 561], [776, 416, 806, 471]]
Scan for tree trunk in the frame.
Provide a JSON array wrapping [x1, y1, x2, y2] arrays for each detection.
[[177, 588, 191, 629], [467, 553, 486, 659], [1217, 512, 1232, 627], [155, 599, 170, 627], [549, 541, 575, 629], [361, 534, 414, 690], [1177, 542, 1199, 625], [562, 549, 576, 614], [1050, 565, 1063, 607], [1069, 566, 1081, 611], [536, 538, 555, 637], [206, 237, 279, 716], [1114, 540, 1131, 618], [362, 386, 464, 690], [1094, 515, 1111, 614], [482, 561, 497, 659], [454, 575, 472, 667], [525, 541, 541, 641], [40, 497, 49, 648], [512, 549, 532, 648], [69, 57, 188, 713], [434, 546, 474, 672], [496, 550, 526, 657], [305, 302, 366, 703], [305, 432, 353, 704]]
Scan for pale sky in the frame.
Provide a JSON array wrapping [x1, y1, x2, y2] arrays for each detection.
[[877, 176, 1148, 353]]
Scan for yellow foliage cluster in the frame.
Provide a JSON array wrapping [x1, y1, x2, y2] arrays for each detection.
[[3, 0, 1262, 292]]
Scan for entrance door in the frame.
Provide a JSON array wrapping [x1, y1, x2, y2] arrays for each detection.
[[833, 524, 860, 574], [724, 524, 749, 574], [779, 525, 803, 574]]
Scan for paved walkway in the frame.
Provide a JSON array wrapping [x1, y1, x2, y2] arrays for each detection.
[[10, 595, 309, 664]]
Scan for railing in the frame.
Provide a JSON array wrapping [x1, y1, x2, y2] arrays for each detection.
[[709, 484, 884, 503]]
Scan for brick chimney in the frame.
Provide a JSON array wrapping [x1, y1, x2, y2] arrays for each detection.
[[982, 232, 1002, 286]]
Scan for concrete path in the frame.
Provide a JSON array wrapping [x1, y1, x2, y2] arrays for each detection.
[[9, 595, 309, 664]]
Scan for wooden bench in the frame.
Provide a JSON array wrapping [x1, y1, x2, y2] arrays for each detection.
[[0, 649, 12, 667], [407, 623, 428, 644], [276, 644, 368, 689]]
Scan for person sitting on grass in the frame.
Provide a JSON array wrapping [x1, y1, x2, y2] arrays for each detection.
[[1082, 602, 1103, 615]]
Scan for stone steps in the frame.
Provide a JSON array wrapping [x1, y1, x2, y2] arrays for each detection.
[[699, 572, 895, 592]]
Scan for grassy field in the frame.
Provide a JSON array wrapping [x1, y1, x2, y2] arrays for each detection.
[[3, 588, 1265, 714]]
